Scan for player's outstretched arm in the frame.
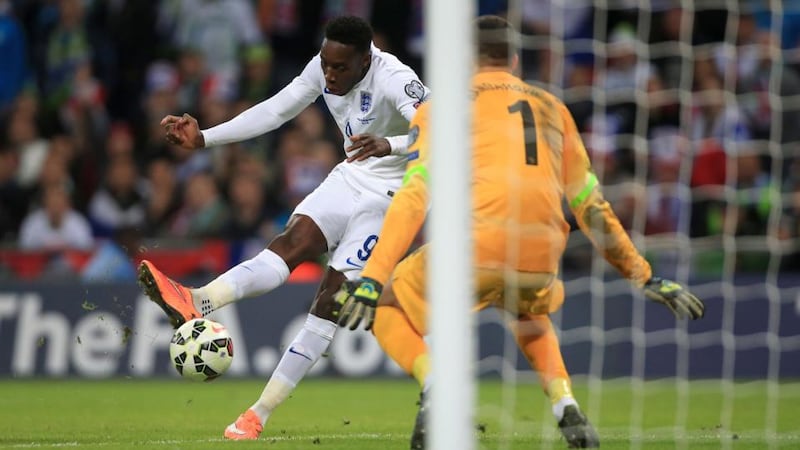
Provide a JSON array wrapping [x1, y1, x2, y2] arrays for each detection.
[[560, 101, 705, 320], [571, 190, 706, 320], [161, 113, 205, 150]]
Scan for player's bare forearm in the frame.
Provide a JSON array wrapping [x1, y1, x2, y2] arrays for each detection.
[[574, 191, 652, 287], [345, 134, 392, 162]]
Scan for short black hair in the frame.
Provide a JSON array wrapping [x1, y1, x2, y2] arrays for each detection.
[[324, 16, 373, 54], [475, 15, 519, 64]]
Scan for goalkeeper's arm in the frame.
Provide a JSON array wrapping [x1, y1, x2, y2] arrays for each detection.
[[569, 185, 705, 320], [559, 101, 703, 319], [570, 184, 652, 288]]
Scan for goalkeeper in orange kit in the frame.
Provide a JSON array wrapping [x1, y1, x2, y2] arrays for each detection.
[[334, 15, 705, 450]]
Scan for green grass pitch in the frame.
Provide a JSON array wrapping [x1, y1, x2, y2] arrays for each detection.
[[1, 378, 798, 449]]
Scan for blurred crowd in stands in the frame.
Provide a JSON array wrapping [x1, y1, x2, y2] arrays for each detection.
[[0, 0, 799, 281]]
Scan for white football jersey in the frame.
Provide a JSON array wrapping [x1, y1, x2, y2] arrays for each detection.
[[201, 44, 429, 183]]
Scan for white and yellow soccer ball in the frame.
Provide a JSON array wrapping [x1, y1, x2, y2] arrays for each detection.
[[169, 318, 233, 382]]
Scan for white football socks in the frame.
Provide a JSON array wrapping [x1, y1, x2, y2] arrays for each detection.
[[250, 314, 338, 425], [552, 396, 579, 422], [191, 249, 290, 314]]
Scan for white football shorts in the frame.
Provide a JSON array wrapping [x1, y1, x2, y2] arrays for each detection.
[[292, 164, 400, 279]]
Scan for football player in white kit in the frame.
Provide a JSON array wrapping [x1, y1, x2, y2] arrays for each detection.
[[136, 16, 429, 440]]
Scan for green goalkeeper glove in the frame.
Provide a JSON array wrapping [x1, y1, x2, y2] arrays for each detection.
[[334, 277, 382, 331], [643, 277, 705, 320]]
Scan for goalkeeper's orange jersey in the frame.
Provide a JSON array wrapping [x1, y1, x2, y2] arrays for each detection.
[[362, 70, 651, 287]]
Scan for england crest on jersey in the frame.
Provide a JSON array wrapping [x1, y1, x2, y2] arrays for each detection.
[[360, 91, 372, 113]]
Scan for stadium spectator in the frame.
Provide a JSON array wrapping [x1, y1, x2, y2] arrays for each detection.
[[602, 23, 661, 136], [645, 128, 689, 236], [59, 60, 109, 154], [166, 0, 263, 82], [519, 0, 593, 78], [19, 181, 93, 251], [254, 0, 325, 91], [280, 137, 340, 211], [174, 47, 207, 119], [139, 61, 181, 164], [731, 148, 774, 235], [169, 171, 228, 238], [87, 155, 146, 237], [238, 44, 273, 107], [104, 121, 135, 160], [142, 157, 180, 237], [223, 172, 269, 241], [91, 0, 160, 122], [40, 0, 91, 119], [6, 104, 49, 190], [712, 7, 800, 148]]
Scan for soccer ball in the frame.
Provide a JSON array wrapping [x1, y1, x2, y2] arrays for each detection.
[[169, 318, 233, 382]]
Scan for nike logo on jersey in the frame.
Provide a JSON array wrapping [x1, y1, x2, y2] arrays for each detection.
[[345, 257, 365, 269], [288, 346, 312, 361]]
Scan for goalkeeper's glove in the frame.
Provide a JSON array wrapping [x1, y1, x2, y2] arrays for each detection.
[[643, 277, 705, 320], [334, 277, 383, 331]]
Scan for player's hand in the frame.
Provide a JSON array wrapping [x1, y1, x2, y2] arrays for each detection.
[[160, 113, 205, 150], [345, 134, 391, 162], [643, 277, 705, 320], [334, 277, 382, 330]]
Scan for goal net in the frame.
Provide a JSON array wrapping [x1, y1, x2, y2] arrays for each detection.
[[430, 0, 800, 448]]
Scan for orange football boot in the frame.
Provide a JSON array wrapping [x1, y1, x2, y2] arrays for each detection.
[[137, 260, 200, 327], [224, 409, 263, 440]]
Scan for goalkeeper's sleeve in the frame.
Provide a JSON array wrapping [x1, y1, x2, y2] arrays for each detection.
[[570, 188, 652, 288], [360, 170, 429, 285]]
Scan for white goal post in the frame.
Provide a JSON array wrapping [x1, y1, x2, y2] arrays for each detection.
[[425, 0, 800, 449], [425, 0, 475, 449]]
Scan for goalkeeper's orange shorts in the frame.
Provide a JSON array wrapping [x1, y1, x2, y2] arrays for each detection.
[[390, 244, 565, 336]]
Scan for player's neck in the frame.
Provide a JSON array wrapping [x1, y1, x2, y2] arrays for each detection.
[[477, 65, 512, 74]]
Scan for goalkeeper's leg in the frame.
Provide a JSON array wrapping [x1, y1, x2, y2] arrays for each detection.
[[511, 313, 599, 448], [373, 251, 431, 449], [373, 248, 432, 388]]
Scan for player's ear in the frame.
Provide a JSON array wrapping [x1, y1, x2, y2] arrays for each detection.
[[511, 53, 520, 73]]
